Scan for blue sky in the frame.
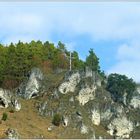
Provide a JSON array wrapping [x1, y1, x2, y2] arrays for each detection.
[[0, 2, 140, 82]]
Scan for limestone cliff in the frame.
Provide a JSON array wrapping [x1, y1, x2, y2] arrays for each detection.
[[37, 69, 140, 139], [0, 68, 140, 139]]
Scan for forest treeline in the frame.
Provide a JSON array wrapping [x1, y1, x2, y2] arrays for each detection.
[[0, 40, 100, 89], [0, 40, 136, 100]]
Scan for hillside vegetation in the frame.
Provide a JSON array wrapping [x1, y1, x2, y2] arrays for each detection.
[[0, 41, 85, 89], [0, 40, 139, 139]]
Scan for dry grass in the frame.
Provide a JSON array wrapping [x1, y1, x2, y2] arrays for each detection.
[[0, 99, 65, 139], [0, 98, 112, 139], [0, 72, 66, 139]]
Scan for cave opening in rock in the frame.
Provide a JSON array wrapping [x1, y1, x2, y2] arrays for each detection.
[[62, 116, 67, 127], [63, 122, 66, 126], [76, 111, 82, 117], [113, 129, 117, 135], [63, 88, 66, 93], [31, 93, 38, 98], [0, 98, 6, 108]]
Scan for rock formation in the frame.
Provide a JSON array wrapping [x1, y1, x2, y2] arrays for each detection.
[[17, 68, 43, 99], [5, 128, 19, 139], [130, 88, 140, 109], [0, 68, 140, 139], [59, 72, 80, 94], [0, 89, 11, 108], [0, 89, 21, 111], [107, 116, 134, 138], [38, 70, 140, 139]]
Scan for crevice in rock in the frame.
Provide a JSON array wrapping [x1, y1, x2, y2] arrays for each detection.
[[31, 93, 38, 98], [0, 97, 6, 108]]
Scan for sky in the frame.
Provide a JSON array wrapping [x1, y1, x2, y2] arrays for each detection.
[[0, 2, 140, 82]]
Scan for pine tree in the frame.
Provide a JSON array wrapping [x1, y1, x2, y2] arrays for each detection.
[[86, 48, 100, 72]]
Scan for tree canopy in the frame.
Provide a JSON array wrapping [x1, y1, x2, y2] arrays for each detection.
[[0, 40, 85, 89], [0, 41, 137, 95], [106, 73, 136, 103], [85, 48, 100, 72]]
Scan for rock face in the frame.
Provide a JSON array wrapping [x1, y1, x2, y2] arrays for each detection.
[[85, 67, 93, 78], [137, 87, 140, 93], [0, 88, 11, 108], [0, 88, 21, 111], [37, 70, 140, 139], [130, 89, 140, 109], [11, 97, 21, 111], [6, 128, 19, 139], [91, 109, 100, 126], [1, 67, 140, 138], [38, 101, 48, 116], [130, 95, 140, 109], [80, 124, 88, 134], [58, 72, 80, 94], [17, 68, 43, 99], [100, 108, 112, 122], [62, 116, 69, 127], [107, 116, 134, 138], [76, 85, 96, 106]]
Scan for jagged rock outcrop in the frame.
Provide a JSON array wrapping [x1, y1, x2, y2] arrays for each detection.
[[80, 123, 89, 134], [37, 71, 104, 137], [107, 116, 134, 138], [38, 101, 49, 116], [37, 70, 140, 139], [17, 68, 43, 99], [130, 96, 140, 109], [0, 88, 11, 108], [59, 72, 80, 94], [91, 109, 100, 126], [5, 128, 19, 139], [0, 88, 21, 111], [76, 85, 96, 106], [11, 97, 21, 111], [137, 87, 140, 93], [62, 116, 69, 127], [130, 88, 140, 109], [100, 107, 113, 122], [85, 67, 102, 87]]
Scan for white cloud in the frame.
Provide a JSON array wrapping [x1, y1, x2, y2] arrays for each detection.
[[108, 42, 140, 83], [117, 43, 140, 60], [1, 2, 140, 82], [1, 2, 140, 44], [42, 3, 140, 41]]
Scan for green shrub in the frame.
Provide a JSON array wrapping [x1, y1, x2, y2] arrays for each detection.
[[52, 114, 62, 126], [1, 112, 8, 121]]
